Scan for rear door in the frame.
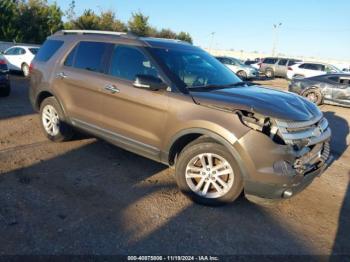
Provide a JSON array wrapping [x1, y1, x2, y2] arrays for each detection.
[[275, 58, 288, 77], [3, 47, 23, 70], [330, 76, 350, 106]]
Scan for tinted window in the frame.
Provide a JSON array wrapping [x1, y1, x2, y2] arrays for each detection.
[[19, 48, 26, 55], [288, 60, 301, 66], [35, 40, 64, 62], [263, 58, 278, 64], [74, 41, 112, 73], [64, 46, 77, 67], [109, 45, 159, 81], [29, 48, 39, 55], [278, 59, 288, 65], [149, 47, 241, 88], [4, 48, 19, 55]]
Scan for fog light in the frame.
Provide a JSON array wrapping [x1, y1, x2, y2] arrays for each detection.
[[282, 189, 293, 198]]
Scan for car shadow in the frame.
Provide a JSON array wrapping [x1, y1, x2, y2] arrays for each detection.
[[0, 139, 312, 255], [323, 111, 350, 257]]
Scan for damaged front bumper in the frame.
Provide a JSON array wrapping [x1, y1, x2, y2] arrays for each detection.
[[235, 113, 332, 200]]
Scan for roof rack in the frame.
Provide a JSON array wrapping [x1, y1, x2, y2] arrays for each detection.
[[55, 30, 134, 37]]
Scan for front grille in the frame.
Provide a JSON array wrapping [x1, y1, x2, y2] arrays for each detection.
[[274, 113, 331, 174]]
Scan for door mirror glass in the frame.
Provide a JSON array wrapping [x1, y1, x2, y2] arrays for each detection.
[[133, 74, 167, 91]]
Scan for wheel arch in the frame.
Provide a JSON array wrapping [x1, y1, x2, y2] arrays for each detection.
[[164, 128, 248, 179], [35, 90, 67, 117]]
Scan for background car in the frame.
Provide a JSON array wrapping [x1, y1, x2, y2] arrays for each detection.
[[215, 56, 259, 80], [287, 62, 342, 80], [288, 73, 350, 106], [260, 57, 301, 78], [0, 59, 10, 97], [244, 59, 262, 70], [0, 45, 39, 77]]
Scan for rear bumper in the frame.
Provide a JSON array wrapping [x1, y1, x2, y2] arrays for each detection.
[[0, 74, 10, 87], [235, 130, 332, 200]]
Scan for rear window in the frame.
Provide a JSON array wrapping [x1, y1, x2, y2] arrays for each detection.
[[29, 48, 39, 55], [288, 60, 301, 66], [65, 41, 113, 73], [35, 40, 63, 62]]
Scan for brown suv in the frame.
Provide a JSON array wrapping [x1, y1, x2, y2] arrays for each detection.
[[29, 30, 332, 206]]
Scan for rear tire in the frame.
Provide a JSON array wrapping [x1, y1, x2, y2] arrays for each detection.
[[175, 138, 243, 206], [0, 84, 10, 97], [303, 88, 323, 105], [39, 97, 74, 142]]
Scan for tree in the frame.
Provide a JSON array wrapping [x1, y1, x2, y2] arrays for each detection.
[[176, 31, 193, 44], [128, 12, 151, 36], [157, 29, 177, 39], [0, 0, 22, 42], [17, 0, 63, 43], [71, 9, 100, 30], [98, 10, 127, 32]]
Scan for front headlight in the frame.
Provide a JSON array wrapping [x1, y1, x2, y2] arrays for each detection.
[[236, 111, 284, 145]]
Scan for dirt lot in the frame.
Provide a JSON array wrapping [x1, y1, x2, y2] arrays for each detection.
[[0, 76, 349, 256]]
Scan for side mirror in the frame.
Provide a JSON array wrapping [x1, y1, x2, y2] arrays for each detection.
[[133, 74, 167, 91]]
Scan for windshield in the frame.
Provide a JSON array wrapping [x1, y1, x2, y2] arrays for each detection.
[[149, 47, 241, 88]]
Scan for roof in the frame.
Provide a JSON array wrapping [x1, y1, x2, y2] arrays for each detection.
[[53, 30, 193, 50]]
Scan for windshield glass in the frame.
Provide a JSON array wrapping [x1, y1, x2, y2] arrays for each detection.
[[149, 47, 241, 88]]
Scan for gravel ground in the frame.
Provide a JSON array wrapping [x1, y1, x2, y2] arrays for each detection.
[[0, 76, 349, 255]]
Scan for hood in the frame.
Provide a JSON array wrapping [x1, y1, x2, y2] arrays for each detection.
[[190, 85, 321, 121]]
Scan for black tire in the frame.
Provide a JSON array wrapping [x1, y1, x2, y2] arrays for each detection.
[[175, 138, 243, 206], [0, 84, 10, 97], [39, 97, 74, 142], [22, 63, 29, 77], [237, 70, 247, 80], [265, 68, 274, 78], [302, 88, 323, 105]]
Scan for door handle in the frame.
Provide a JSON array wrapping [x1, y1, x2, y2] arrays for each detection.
[[104, 84, 120, 94], [56, 72, 67, 79]]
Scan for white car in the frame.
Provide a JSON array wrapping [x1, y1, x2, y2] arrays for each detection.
[[287, 62, 342, 80], [0, 45, 39, 77]]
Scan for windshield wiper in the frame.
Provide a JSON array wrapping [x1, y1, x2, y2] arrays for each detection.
[[188, 81, 248, 91]]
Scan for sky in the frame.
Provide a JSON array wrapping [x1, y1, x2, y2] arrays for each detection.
[[50, 0, 350, 61]]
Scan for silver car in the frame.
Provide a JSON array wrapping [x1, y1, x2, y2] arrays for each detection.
[[216, 56, 259, 80], [260, 57, 302, 78]]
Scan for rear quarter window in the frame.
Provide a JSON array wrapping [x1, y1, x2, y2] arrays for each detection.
[[35, 40, 64, 62]]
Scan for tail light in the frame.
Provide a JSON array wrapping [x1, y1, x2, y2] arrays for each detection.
[[288, 66, 293, 70], [0, 59, 6, 64], [29, 63, 34, 74]]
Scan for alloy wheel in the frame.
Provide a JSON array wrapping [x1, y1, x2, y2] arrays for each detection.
[[42, 105, 60, 136]]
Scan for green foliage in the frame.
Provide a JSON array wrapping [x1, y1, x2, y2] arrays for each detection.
[[0, 1, 193, 44], [128, 12, 151, 36], [0, 0, 63, 43], [176, 31, 193, 44]]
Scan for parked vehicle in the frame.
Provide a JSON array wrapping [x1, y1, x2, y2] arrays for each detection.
[[0, 59, 10, 97], [215, 56, 259, 80], [0, 45, 39, 77], [260, 57, 302, 78], [244, 59, 261, 70], [287, 62, 342, 80], [30, 30, 332, 206], [289, 73, 350, 106]]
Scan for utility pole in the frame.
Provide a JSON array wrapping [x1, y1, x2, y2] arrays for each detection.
[[272, 23, 282, 56], [209, 32, 215, 53]]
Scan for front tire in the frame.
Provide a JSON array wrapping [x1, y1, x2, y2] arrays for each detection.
[[22, 63, 29, 77], [237, 70, 247, 80], [175, 139, 243, 206], [265, 68, 274, 78], [40, 97, 74, 142]]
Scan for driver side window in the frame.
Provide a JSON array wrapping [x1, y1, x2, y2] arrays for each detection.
[[109, 45, 159, 81], [5, 48, 17, 55]]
